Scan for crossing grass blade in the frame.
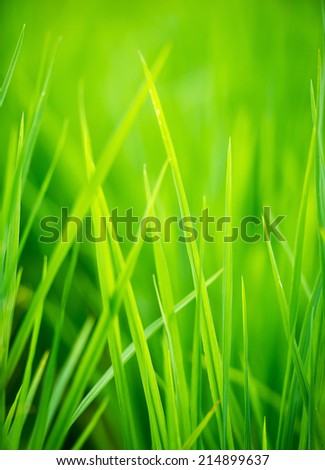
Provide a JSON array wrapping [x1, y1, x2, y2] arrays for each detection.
[[229, 368, 281, 410], [3, 388, 21, 438], [182, 401, 221, 450], [2, 6, 324, 450], [72, 398, 109, 450]]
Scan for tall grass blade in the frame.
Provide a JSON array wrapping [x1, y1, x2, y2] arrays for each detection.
[[241, 277, 251, 449], [262, 417, 267, 450], [222, 139, 233, 448], [190, 200, 204, 447], [45, 161, 168, 449], [0, 25, 25, 106]]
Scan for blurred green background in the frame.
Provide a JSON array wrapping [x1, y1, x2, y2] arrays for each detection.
[[0, 0, 324, 449]]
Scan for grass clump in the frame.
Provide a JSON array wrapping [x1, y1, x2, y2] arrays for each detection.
[[0, 0, 325, 450]]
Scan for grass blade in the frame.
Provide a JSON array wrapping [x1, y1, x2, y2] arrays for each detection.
[[182, 401, 221, 450], [241, 277, 251, 449], [0, 25, 25, 106], [288, 113, 316, 327], [222, 139, 233, 448], [262, 417, 267, 450]]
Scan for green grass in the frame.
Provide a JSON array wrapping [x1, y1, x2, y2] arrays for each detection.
[[0, 0, 325, 450]]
